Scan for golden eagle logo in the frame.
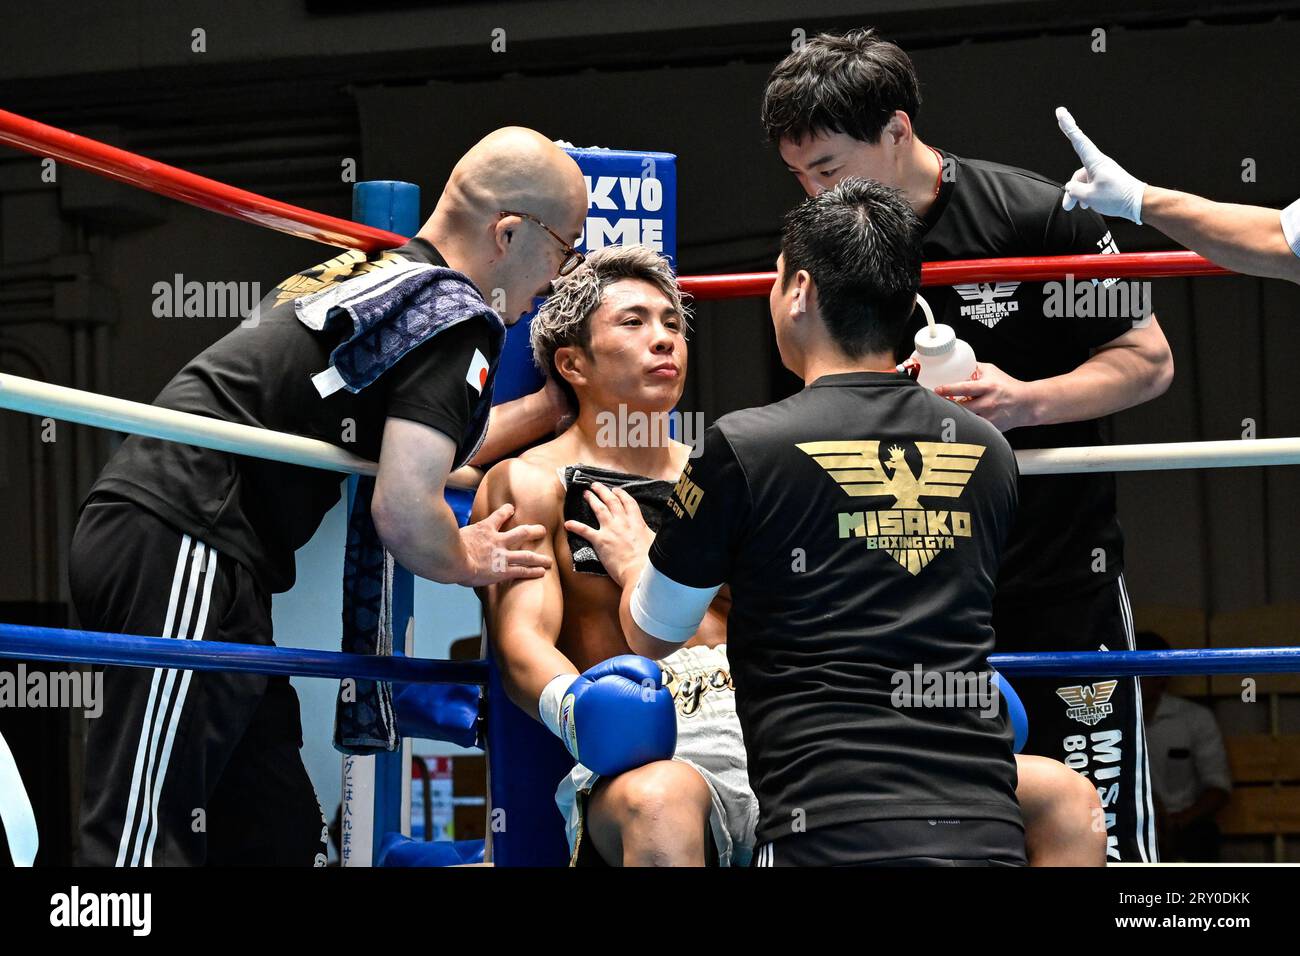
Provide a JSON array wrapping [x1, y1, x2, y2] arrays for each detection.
[[796, 440, 986, 574], [796, 440, 985, 510], [273, 249, 409, 306], [1056, 681, 1119, 726]]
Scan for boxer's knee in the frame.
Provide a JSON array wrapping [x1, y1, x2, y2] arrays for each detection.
[[1061, 764, 1108, 866], [1017, 754, 1106, 866], [589, 760, 712, 866]]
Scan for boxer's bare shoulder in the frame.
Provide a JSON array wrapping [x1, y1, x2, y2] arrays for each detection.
[[473, 423, 589, 524], [473, 457, 562, 538], [475, 436, 627, 669]]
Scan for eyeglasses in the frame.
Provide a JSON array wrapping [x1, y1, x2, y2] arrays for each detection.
[[499, 210, 585, 277]]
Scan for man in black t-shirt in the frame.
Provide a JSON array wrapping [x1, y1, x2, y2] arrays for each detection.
[[581, 180, 1025, 866], [69, 127, 588, 866], [762, 29, 1173, 861]]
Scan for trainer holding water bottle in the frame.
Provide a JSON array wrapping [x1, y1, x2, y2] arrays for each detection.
[[761, 26, 1174, 861]]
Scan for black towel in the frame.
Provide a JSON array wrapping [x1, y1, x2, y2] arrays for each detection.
[[563, 464, 675, 576]]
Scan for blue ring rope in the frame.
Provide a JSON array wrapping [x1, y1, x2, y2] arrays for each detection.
[[3, 622, 1299, 681], [0, 623, 487, 684]]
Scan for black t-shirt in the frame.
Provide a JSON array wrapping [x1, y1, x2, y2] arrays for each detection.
[[901, 150, 1133, 604], [91, 238, 496, 593], [648, 372, 1022, 844]]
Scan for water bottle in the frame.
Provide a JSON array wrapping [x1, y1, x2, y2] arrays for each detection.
[[907, 293, 976, 390]]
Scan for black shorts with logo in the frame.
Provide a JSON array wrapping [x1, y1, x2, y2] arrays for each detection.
[[752, 818, 1026, 867], [994, 574, 1158, 863]]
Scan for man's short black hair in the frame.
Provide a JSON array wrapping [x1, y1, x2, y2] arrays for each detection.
[[779, 177, 922, 358], [762, 27, 922, 146]]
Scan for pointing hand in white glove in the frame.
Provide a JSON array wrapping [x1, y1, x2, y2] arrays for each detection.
[[1055, 106, 1146, 225]]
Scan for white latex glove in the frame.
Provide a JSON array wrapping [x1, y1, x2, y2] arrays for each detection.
[[1055, 106, 1146, 224]]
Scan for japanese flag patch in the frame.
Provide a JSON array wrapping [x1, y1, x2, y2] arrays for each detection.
[[465, 348, 489, 395]]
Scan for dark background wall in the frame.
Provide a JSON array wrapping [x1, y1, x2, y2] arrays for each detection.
[[5, 1, 1299, 612]]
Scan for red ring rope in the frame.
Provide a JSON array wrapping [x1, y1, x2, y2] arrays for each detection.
[[0, 107, 403, 251], [0, 107, 1234, 294]]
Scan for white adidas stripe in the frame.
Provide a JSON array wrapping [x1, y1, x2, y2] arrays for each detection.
[[129, 542, 208, 866], [115, 534, 193, 867], [142, 546, 218, 867], [1118, 574, 1160, 863], [114, 537, 219, 867]]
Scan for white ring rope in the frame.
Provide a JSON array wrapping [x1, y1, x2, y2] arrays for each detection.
[[1016, 437, 1300, 474], [2, 371, 1298, 478], [0, 372, 482, 490]]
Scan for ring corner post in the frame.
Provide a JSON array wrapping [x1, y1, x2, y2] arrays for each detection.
[[344, 179, 420, 867]]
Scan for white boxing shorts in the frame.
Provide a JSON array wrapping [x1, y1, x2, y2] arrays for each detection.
[[555, 643, 758, 866]]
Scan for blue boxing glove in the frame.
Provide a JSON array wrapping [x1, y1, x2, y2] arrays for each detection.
[[539, 655, 677, 776], [991, 670, 1029, 754]]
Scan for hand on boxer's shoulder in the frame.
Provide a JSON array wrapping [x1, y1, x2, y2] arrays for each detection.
[[539, 655, 676, 776], [1055, 106, 1146, 225], [457, 503, 551, 587], [563, 482, 656, 587]]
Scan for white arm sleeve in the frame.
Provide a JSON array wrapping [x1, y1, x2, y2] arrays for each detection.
[[1282, 198, 1300, 258], [629, 561, 721, 644]]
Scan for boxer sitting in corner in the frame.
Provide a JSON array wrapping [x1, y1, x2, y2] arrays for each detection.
[[472, 244, 1104, 866]]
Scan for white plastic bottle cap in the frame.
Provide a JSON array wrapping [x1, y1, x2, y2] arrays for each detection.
[[914, 322, 957, 357]]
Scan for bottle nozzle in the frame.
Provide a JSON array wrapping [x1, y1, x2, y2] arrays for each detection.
[[916, 293, 937, 337], [913, 294, 958, 357]]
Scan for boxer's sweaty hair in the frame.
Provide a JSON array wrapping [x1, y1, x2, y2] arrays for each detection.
[[780, 177, 922, 358], [530, 243, 689, 411], [761, 27, 922, 146]]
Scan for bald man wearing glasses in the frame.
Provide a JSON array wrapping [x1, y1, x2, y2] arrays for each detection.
[[70, 128, 588, 866]]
